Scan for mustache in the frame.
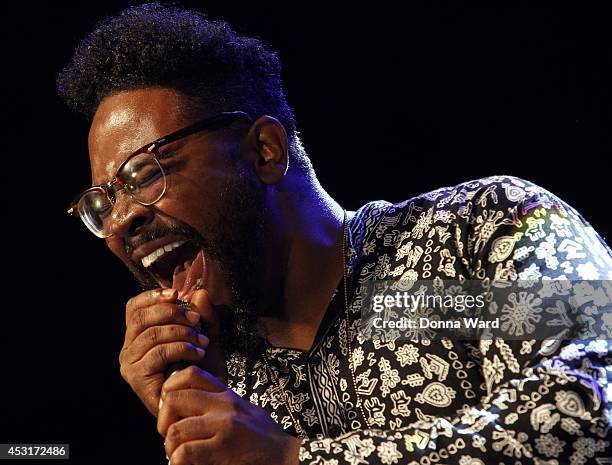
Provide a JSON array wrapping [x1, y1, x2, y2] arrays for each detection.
[[124, 221, 204, 260]]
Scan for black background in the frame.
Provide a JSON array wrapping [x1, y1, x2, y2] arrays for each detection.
[[1, 2, 610, 464]]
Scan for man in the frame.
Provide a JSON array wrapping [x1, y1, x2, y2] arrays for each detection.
[[59, 3, 611, 465]]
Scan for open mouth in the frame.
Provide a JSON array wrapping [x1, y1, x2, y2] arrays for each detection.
[[140, 239, 207, 300]]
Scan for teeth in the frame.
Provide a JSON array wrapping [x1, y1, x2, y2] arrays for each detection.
[[141, 240, 186, 268]]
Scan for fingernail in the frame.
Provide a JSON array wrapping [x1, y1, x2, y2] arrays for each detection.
[[198, 333, 209, 348], [162, 289, 175, 297], [158, 397, 163, 409], [186, 310, 200, 325], [195, 346, 205, 356]]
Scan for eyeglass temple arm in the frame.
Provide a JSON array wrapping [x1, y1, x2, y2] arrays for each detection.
[[67, 198, 79, 216], [152, 111, 253, 148]]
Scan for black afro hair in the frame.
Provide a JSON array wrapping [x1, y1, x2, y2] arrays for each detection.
[[57, 2, 311, 170]]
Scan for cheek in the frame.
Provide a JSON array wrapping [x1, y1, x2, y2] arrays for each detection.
[[161, 166, 236, 227]]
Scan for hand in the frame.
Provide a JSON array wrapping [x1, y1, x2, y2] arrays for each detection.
[[158, 366, 302, 465], [118, 288, 209, 416]]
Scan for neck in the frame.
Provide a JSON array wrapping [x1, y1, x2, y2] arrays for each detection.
[[258, 174, 348, 351]]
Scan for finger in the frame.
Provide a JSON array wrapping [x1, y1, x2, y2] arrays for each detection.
[[136, 341, 206, 375], [164, 415, 217, 458], [169, 439, 211, 465], [157, 388, 217, 437], [123, 325, 209, 365], [127, 288, 177, 314], [124, 302, 201, 347], [162, 365, 227, 397]]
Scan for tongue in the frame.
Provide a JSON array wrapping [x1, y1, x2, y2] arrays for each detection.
[[173, 249, 205, 301]]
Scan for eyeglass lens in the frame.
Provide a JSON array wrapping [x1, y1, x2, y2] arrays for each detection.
[[78, 153, 166, 237]]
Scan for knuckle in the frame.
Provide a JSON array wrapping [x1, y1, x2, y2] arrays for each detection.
[[124, 309, 134, 327], [131, 310, 147, 330], [126, 293, 147, 313], [163, 391, 179, 412], [118, 350, 127, 368], [183, 365, 200, 378], [181, 442, 196, 460], [125, 296, 137, 313], [173, 446, 187, 465], [147, 326, 161, 345], [120, 364, 138, 384], [119, 364, 128, 381], [118, 347, 127, 365], [157, 417, 166, 436], [166, 422, 182, 443], [155, 345, 169, 366]]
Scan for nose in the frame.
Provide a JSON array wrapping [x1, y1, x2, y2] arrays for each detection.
[[106, 190, 154, 237]]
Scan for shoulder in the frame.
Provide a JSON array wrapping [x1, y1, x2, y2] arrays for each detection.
[[349, 174, 577, 235], [391, 175, 578, 217], [347, 175, 610, 277]]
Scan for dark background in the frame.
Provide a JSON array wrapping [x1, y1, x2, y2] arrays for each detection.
[[1, 2, 610, 464]]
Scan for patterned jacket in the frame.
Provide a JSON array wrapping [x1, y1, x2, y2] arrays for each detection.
[[227, 175, 611, 465]]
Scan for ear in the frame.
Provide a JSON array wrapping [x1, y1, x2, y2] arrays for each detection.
[[244, 115, 289, 184]]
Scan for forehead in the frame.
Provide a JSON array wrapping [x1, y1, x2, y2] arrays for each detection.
[[88, 88, 186, 183]]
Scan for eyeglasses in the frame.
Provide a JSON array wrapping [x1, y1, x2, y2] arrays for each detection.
[[68, 110, 253, 238]]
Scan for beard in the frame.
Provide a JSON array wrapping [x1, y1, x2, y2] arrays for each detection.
[[125, 159, 268, 359]]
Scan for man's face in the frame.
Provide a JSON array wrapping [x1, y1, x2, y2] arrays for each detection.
[[88, 87, 268, 350]]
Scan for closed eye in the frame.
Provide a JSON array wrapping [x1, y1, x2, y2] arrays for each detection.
[[157, 149, 175, 161]]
